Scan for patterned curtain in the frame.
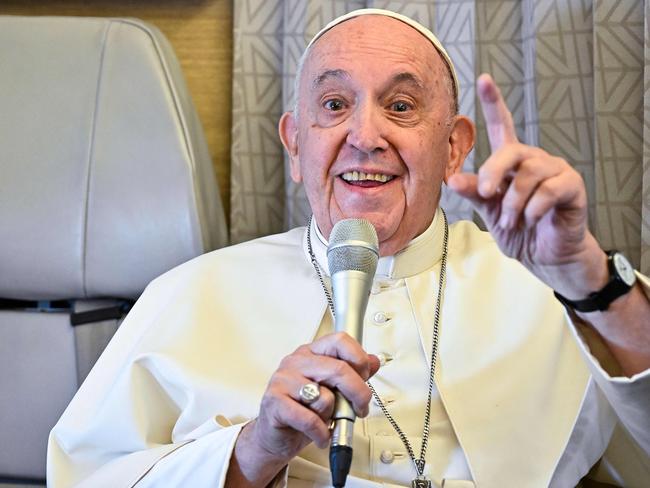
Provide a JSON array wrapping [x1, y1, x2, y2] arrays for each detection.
[[231, 0, 650, 275]]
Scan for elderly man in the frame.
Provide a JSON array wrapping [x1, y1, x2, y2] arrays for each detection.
[[48, 9, 649, 488]]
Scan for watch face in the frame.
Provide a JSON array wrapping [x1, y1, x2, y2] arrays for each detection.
[[613, 253, 636, 286]]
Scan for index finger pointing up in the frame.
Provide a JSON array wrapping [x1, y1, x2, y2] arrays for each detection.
[[478, 73, 519, 151]]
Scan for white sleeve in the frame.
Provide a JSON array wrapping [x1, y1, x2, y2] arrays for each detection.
[[49, 421, 243, 488], [46, 271, 249, 488], [566, 271, 650, 454], [133, 422, 290, 488]]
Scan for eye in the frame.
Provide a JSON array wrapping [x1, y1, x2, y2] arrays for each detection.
[[391, 101, 411, 112], [324, 99, 345, 111]]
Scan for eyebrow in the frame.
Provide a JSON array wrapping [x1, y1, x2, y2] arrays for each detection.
[[310, 69, 426, 93], [389, 72, 425, 90], [312, 69, 351, 88]]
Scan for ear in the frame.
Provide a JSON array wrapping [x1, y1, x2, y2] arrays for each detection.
[[445, 115, 475, 183], [279, 111, 302, 183]]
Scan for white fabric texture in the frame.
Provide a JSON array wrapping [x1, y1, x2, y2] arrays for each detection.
[[47, 216, 650, 487]]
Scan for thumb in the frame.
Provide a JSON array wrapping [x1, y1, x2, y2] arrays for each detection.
[[367, 354, 381, 379], [448, 173, 507, 233], [447, 172, 481, 205], [447, 173, 498, 228]]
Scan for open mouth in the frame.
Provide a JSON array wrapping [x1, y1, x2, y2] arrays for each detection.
[[340, 171, 395, 187]]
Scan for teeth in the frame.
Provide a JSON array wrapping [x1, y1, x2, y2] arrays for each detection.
[[342, 171, 393, 183]]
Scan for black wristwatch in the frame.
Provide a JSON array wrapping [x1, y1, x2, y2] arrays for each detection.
[[554, 250, 637, 312]]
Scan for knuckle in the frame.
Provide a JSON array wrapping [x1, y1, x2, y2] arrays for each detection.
[[333, 360, 351, 378], [313, 400, 332, 419], [538, 180, 559, 199], [526, 206, 545, 221], [333, 331, 351, 344], [554, 155, 569, 168], [303, 412, 322, 433], [321, 388, 336, 408], [527, 145, 545, 158], [519, 157, 540, 174], [357, 360, 371, 380], [344, 353, 363, 371], [269, 406, 291, 429], [266, 372, 285, 391], [308, 398, 325, 415], [568, 166, 583, 182], [260, 392, 279, 413], [278, 354, 296, 370], [359, 386, 372, 406], [267, 372, 283, 389], [295, 344, 312, 356], [509, 176, 527, 195], [501, 196, 520, 214]]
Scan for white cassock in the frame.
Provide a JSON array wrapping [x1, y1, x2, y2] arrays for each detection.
[[47, 210, 650, 488]]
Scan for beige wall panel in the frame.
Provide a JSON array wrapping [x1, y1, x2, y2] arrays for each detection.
[[1, 0, 233, 221]]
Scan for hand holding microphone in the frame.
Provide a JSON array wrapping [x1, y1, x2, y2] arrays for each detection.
[[228, 219, 378, 488]]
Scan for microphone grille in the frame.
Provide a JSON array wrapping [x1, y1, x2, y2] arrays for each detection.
[[327, 219, 379, 275]]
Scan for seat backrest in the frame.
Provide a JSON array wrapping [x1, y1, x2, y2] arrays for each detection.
[[0, 16, 228, 484]]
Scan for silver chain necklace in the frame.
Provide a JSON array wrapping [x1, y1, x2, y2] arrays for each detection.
[[306, 210, 449, 488]]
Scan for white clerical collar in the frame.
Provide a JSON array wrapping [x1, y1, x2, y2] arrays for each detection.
[[303, 209, 444, 280]]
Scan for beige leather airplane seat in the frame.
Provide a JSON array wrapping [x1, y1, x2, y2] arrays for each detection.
[[0, 16, 228, 486]]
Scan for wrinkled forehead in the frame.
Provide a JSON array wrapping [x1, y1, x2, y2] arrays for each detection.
[[305, 8, 459, 102]]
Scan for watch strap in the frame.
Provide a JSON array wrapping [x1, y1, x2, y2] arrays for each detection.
[[554, 280, 630, 312], [553, 251, 635, 312]]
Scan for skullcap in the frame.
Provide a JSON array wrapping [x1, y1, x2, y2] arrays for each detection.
[[306, 8, 459, 102]]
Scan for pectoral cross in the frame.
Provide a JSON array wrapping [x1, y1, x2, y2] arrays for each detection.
[[411, 477, 432, 488]]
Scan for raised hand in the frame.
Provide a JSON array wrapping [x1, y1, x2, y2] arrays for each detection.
[[226, 332, 380, 487], [447, 73, 606, 297], [447, 74, 650, 377]]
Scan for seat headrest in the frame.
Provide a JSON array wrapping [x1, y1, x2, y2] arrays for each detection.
[[0, 16, 228, 301]]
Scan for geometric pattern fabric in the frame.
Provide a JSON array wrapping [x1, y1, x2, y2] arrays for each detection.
[[231, 0, 649, 275]]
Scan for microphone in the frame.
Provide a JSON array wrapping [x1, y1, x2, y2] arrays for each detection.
[[327, 218, 379, 488]]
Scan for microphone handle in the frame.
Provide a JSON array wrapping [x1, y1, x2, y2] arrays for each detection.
[[330, 270, 373, 487]]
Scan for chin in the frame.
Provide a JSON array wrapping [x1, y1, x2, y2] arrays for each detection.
[[372, 224, 407, 256], [378, 238, 409, 257], [376, 222, 426, 256], [366, 218, 398, 241]]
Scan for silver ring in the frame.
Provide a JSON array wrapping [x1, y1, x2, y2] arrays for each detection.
[[298, 382, 320, 405]]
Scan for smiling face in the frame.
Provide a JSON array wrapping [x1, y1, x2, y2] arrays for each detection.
[[279, 15, 474, 256]]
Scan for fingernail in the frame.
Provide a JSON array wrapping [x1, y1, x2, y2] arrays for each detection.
[[498, 213, 512, 230]]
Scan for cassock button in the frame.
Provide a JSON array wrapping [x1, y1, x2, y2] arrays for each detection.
[[379, 450, 395, 464], [377, 352, 394, 367], [373, 311, 389, 324]]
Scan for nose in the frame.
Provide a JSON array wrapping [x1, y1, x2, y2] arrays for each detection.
[[346, 102, 389, 153]]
